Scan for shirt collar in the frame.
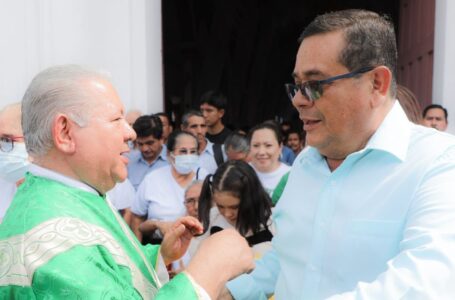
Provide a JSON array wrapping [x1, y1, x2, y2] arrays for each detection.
[[136, 145, 168, 164], [28, 164, 100, 195], [160, 144, 168, 161], [202, 139, 214, 155], [298, 100, 410, 167], [363, 100, 410, 162]]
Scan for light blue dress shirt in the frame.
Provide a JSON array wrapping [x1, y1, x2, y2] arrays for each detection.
[[227, 101, 455, 299], [198, 140, 218, 174], [280, 145, 296, 166], [127, 146, 168, 190]]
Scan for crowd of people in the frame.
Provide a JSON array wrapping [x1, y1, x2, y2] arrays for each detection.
[[1, 8, 455, 299]]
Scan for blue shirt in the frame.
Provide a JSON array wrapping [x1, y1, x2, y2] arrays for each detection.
[[227, 101, 455, 299], [127, 146, 168, 190], [198, 140, 218, 174], [280, 145, 296, 166]]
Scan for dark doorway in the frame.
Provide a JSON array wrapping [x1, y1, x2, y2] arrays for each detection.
[[162, 1, 399, 130]]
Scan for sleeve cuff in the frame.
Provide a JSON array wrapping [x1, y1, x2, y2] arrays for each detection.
[[182, 271, 212, 300], [155, 248, 170, 284], [226, 273, 267, 300]]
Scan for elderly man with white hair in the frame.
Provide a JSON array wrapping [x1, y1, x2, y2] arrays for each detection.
[[0, 65, 254, 299]]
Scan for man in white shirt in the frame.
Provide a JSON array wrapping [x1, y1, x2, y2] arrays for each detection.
[[181, 110, 222, 174]]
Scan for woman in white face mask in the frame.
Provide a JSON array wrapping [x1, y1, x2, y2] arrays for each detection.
[[0, 136, 30, 222], [0, 103, 30, 222], [130, 131, 209, 244], [0, 136, 30, 184]]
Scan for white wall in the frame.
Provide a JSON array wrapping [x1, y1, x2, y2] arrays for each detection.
[[0, 0, 163, 114], [433, 0, 455, 134]]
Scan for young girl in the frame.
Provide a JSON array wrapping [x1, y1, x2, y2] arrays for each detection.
[[198, 160, 274, 257]]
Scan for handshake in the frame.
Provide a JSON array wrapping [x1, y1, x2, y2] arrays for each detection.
[[160, 216, 255, 299]]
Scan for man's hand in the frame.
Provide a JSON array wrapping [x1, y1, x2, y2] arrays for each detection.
[[186, 229, 255, 299], [217, 287, 234, 300], [155, 221, 173, 236], [160, 216, 203, 265], [139, 219, 172, 236]]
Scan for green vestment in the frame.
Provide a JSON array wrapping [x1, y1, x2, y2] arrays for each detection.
[[0, 173, 200, 299]]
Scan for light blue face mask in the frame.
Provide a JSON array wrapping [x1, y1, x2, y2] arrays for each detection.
[[0, 142, 30, 183], [171, 154, 199, 175]]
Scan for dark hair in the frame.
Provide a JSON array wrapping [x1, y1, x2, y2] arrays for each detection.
[[396, 85, 422, 124], [181, 109, 204, 128], [166, 130, 198, 152], [198, 160, 272, 237], [199, 90, 227, 110], [224, 131, 249, 154], [248, 121, 283, 145], [423, 104, 448, 120], [153, 112, 171, 124], [300, 9, 398, 97], [132, 115, 163, 139], [286, 129, 302, 140]]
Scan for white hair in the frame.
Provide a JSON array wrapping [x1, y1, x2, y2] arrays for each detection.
[[22, 65, 112, 156], [185, 180, 204, 197]]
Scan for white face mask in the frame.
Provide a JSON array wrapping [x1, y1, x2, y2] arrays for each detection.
[[0, 142, 30, 183], [171, 154, 199, 175]]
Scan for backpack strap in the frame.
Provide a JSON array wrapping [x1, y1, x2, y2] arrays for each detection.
[[213, 143, 225, 166]]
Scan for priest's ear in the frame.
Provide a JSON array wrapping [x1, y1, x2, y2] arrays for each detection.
[[52, 113, 78, 154]]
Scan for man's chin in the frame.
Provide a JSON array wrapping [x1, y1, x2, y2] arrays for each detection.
[[114, 169, 128, 184]]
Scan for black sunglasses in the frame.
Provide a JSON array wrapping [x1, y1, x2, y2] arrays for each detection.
[[285, 66, 374, 102]]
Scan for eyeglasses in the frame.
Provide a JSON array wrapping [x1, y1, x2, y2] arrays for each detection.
[[184, 197, 198, 206], [285, 66, 374, 102], [0, 136, 24, 152]]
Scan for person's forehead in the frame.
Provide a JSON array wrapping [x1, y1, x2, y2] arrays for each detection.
[[136, 135, 159, 143], [293, 31, 347, 80], [289, 133, 300, 139], [214, 191, 240, 204], [175, 135, 197, 147], [186, 184, 202, 197], [426, 108, 445, 116], [200, 103, 217, 111], [0, 110, 22, 136], [188, 115, 205, 125], [158, 115, 169, 125], [252, 128, 276, 141], [87, 79, 124, 116]]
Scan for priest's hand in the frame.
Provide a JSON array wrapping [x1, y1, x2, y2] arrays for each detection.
[[186, 229, 255, 299], [160, 216, 203, 265]]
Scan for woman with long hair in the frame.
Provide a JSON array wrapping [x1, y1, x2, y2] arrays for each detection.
[[248, 122, 291, 196]]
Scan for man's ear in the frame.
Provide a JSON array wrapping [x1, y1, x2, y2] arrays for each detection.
[[52, 114, 77, 154], [372, 66, 392, 96], [370, 66, 393, 107], [218, 108, 225, 118]]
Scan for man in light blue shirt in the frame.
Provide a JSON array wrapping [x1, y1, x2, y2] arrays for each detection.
[[224, 9, 455, 299], [127, 115, 168, 190]]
